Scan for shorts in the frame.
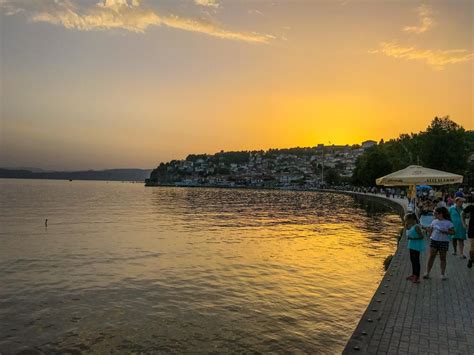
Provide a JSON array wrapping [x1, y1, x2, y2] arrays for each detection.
[[430, 240, 449, 252]]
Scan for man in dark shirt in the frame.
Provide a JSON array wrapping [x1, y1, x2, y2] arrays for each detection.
[[463, 204, 474, 268]]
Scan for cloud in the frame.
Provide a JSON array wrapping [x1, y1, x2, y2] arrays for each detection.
[[99, 0, 141, 9], [339, 0, 352, 6], [0, 0, 272, 43], [248, 9, 263, 15], [403, 4, 434, 34], [370, 41, 474, 70], [194, 0, 219, 8]]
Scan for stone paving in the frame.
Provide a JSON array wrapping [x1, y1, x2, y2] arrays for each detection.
[[344, 194, 474, 355]]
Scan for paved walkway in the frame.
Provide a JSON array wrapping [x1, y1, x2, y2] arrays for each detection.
[[344, 193, 474, 355]]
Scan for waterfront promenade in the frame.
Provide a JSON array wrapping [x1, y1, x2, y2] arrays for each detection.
[[344, 193, 474, 354]]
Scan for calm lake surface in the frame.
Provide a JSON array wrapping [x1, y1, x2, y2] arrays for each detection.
[[0, 179, 401, 354]]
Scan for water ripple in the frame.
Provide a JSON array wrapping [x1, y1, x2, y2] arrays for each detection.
[[0, 180, 400, 353]]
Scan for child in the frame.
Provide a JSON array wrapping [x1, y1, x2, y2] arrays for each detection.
[[423, 207, 455, 280], [405, 213, 425, 283]]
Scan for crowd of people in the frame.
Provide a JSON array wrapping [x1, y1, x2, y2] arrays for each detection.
[[348, 185, 474, 204], [404, 188, 474, 283], [344, 184, 473, 281]]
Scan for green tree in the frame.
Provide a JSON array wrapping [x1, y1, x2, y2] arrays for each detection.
[[465, 131, 474, 185], [383, 133, 420, 170], [465, 160, 474, 186], [352, 145, 392, 186], [353, 117, 471, 186], [417, 116, 468, 174], [325, 168, 340, 186]]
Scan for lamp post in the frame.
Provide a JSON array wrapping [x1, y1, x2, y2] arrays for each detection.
[[321, 161, 324, 187], [321, 141, 331, 187], [321, 144, 326, 187], [399, 140, 413, 164]]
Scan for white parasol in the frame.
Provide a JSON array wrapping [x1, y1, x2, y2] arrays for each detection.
[[376, 165, 463, 186]]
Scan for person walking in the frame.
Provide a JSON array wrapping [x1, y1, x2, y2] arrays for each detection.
[[423, 207, 455, 280], [428, 188, 435, 201], [436, 197, 447, 208], [447, 194, 454, 207], [450, 197, 467, 257], [455, 188, 465, 199], [405, 213, 425, 283], [462, 204, 474, 268], [419, 200, 434, 233]]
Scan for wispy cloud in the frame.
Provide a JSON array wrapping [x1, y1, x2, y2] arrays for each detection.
[[370, 41, 474, 70], [339, 0, 352, 6], [248, 9, 263, 15], [403, 4, 434, 34], [194, 0, 219, 8], [0, 0, 273, 43]]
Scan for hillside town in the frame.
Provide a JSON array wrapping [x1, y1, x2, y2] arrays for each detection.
[[146, 140, 377, 188]]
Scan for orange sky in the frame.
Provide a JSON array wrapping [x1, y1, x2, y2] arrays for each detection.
[[1, 0, 472, 169]]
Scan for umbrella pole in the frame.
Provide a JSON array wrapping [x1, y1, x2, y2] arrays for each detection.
[[408, 184, 416, 214], [414, 185, 417, 215]]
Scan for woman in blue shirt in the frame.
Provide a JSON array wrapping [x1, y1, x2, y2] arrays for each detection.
[[462, 204, 474, 268], [449, 197, 467, 257]]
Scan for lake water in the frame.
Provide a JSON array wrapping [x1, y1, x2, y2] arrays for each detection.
[[0, 179, 401, 353]]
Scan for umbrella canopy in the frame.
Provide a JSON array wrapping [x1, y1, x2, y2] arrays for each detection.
[[376, 165, 463, 186]]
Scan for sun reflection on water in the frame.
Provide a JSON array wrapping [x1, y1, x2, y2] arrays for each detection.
[[0, 180, 400, 353]]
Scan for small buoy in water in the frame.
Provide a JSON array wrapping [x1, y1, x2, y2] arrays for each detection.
[[45, 219, 48, 227]]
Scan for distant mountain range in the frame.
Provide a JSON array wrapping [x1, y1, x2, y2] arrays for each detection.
[[0, 168, 152, 182]]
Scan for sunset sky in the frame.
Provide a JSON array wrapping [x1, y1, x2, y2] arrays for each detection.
[[1, 0, 472, 170]]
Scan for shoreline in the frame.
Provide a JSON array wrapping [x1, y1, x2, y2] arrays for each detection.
[[339, 192, 407, 353]]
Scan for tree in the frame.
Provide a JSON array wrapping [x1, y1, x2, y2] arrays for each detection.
[[465, 160, 474, 186], [325, 168, 340, 186], [417, 117, 468, 174], [352, 145, 392, 186], [383, 133, 419, 170], [352, 117, 471, 186], [465, 131, 474, 185]]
